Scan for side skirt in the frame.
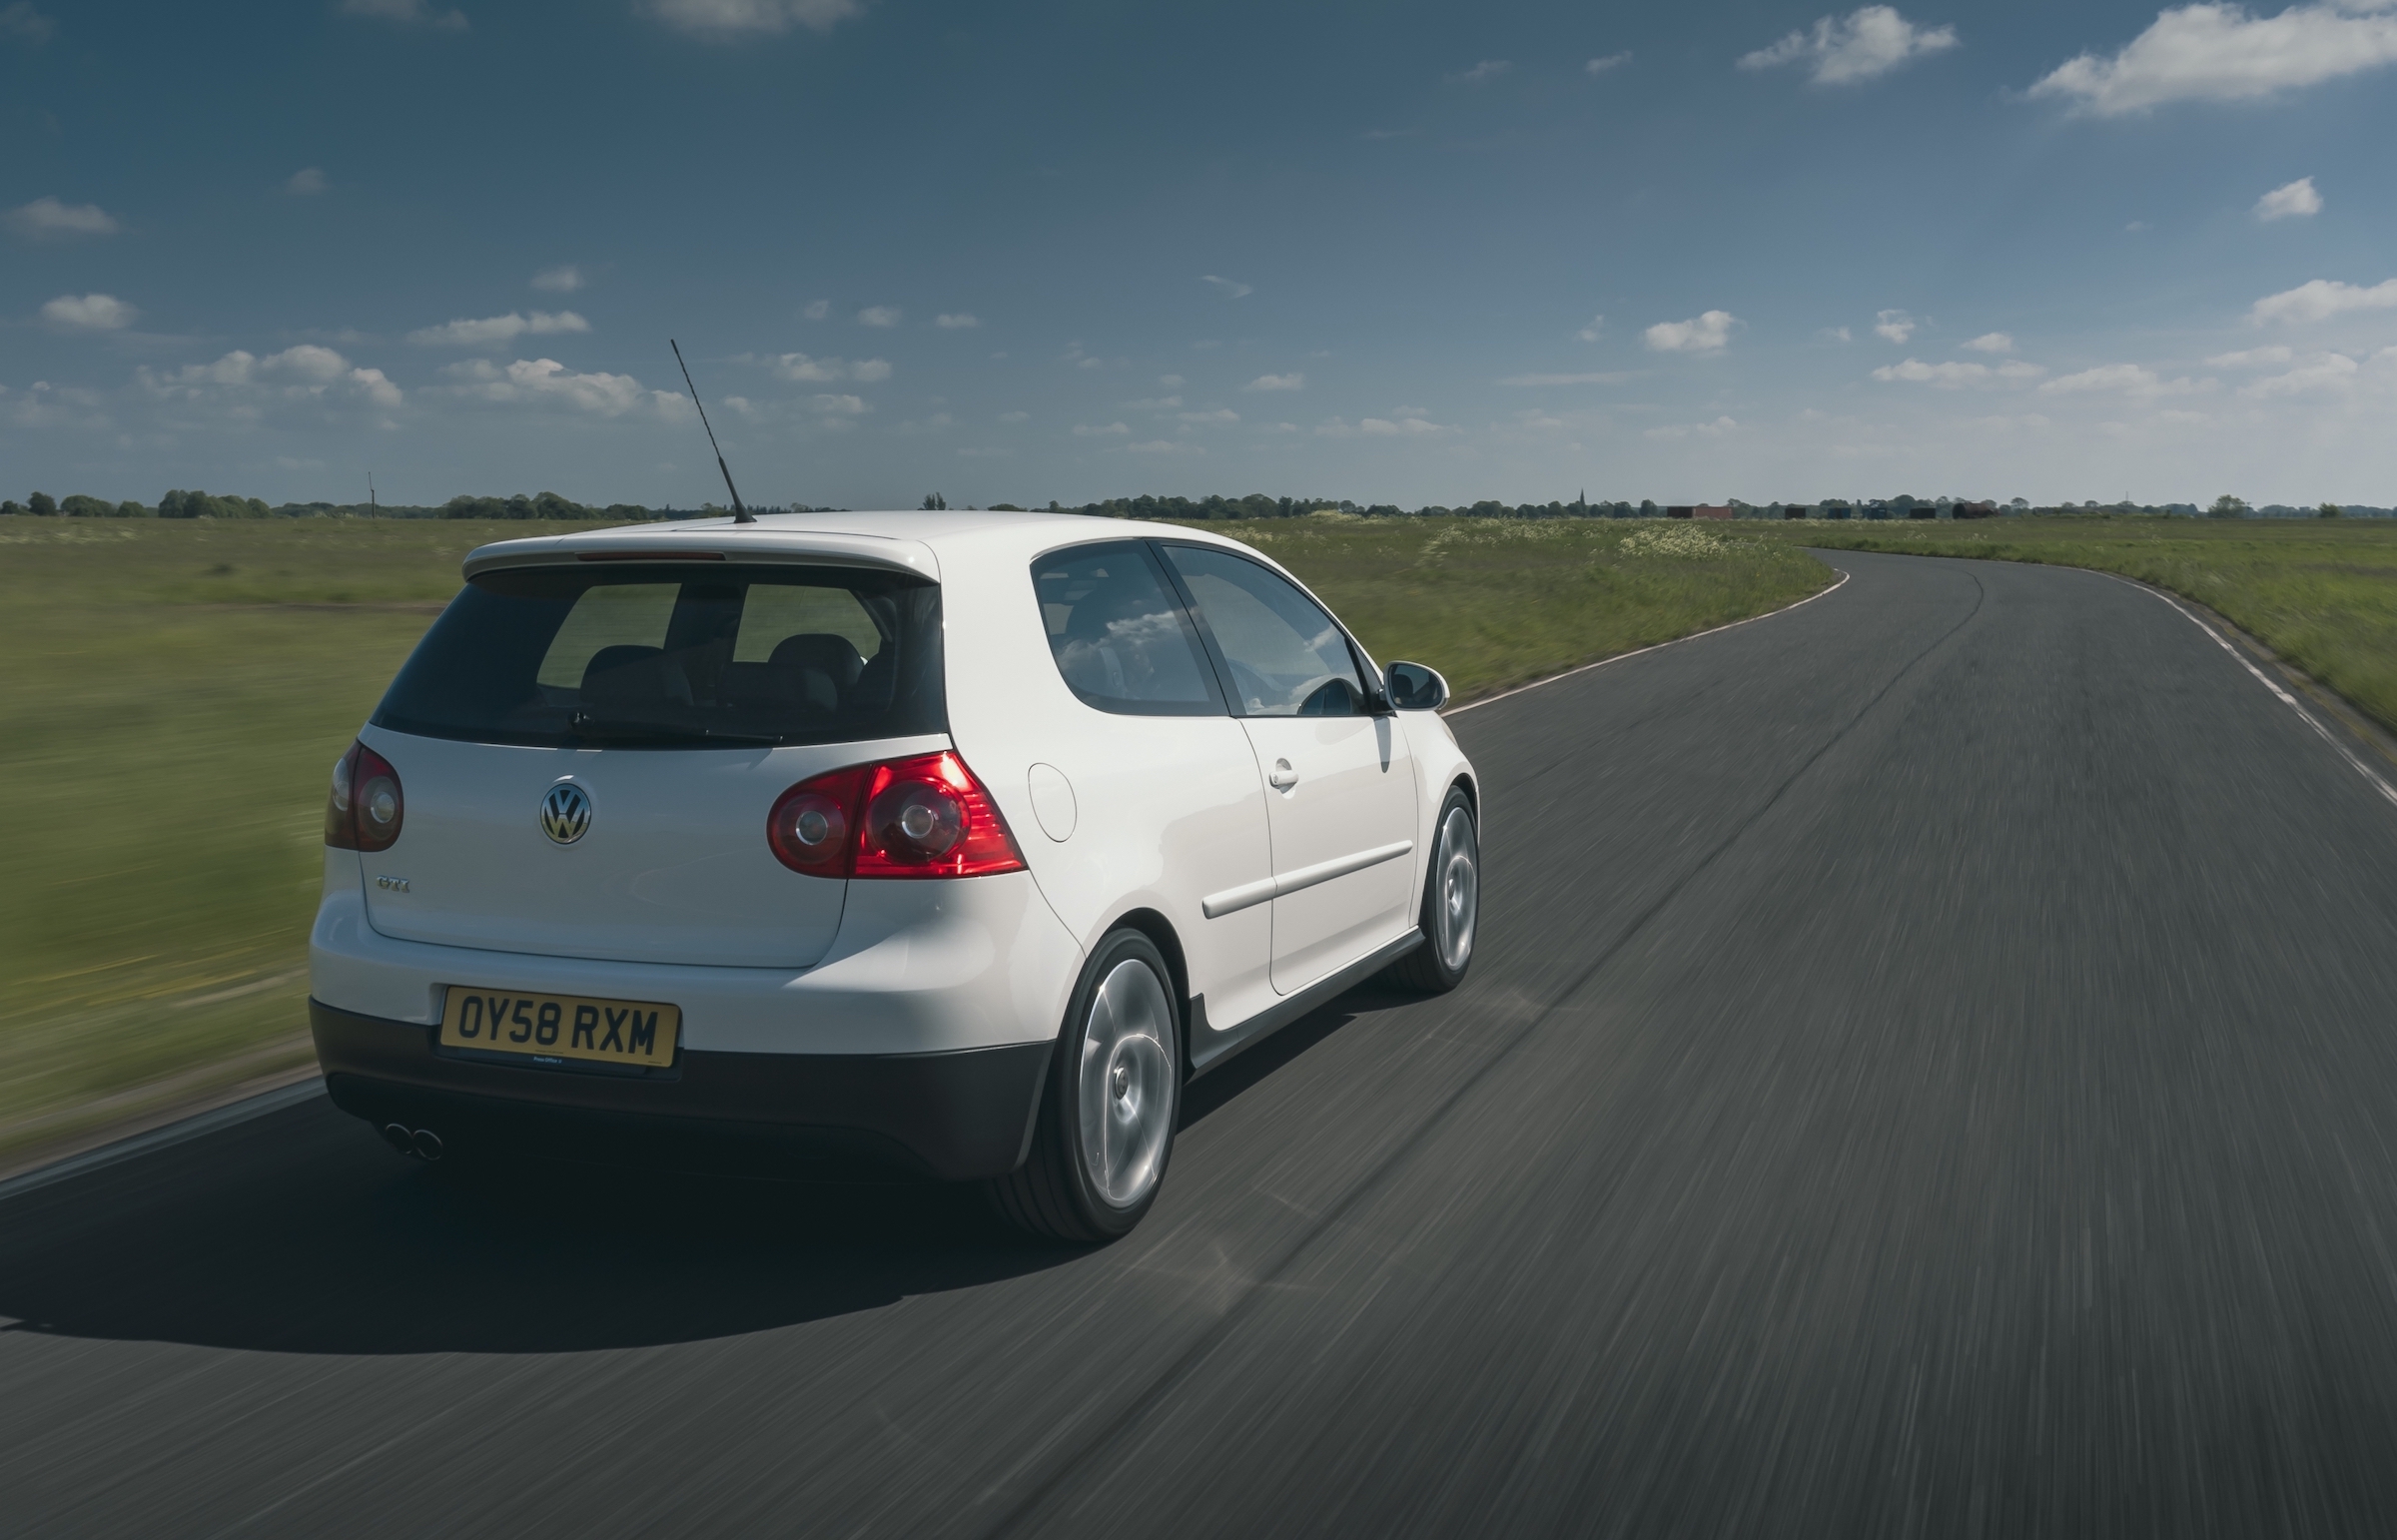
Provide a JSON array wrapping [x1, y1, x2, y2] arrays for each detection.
[[1187, 929, 1424, 1079]]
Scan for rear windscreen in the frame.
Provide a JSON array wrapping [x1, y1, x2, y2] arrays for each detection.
[[373, 563, 945, 748]]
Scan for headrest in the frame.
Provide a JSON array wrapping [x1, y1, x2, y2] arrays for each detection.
[[768, 633, 865, 687], [580, 644, 667, 712]]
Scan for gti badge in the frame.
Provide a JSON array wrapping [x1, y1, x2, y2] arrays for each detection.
[[540, 781, 592, 846]]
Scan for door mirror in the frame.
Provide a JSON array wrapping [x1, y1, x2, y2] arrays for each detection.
[[1383, 661, 1448, 712]]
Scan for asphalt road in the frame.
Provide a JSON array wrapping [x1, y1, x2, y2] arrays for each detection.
[[9, 549, 2397, 1538]]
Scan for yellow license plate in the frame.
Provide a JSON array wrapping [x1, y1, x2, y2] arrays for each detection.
[[438, 987, 681, 1069]]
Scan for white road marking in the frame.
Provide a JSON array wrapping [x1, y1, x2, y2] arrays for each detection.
[[2092, 571, 2397, 811], [1447, 567, 1853, 716], [0, 1077, 325, 1204]]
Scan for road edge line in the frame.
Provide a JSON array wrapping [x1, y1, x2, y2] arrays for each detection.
[[0, 1076, 325, 1205], [1445, 564, 1852, 717], [2091, 570, 2397, 811]]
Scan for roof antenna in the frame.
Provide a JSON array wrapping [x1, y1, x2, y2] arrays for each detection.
[[670, 339, 755, 524]]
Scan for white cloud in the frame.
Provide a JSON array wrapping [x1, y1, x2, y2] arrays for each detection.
[[0, 3, 57, 44], [286, 167, 328, 196], [8, 196, 117, 238], [445, 358, 659, 414], [264, 346, 402, 405], [2205, 345, 2294, 367], [1739, 6, 1959, 85], [153, 351, 257, 387], [2254, 175, 2323, 220], [40, 293, 135, 330], [142, 346, 403, 409], [997, 409, 1030, 422], [339, 0, 467, 29], [1997, 361, 2046, 379], [1644, 311, 1739, 354], [262, 345, 350, 383], [935, 313, 980, 329], [1643, 416, 1739, 439], [1158, 374, 1185, 387], [2248, 276, 2397, 325], [1875, 309, 1917, 344], [1822, 326, 1854, 343], [810, 392, 869, 414], [763, 352, 889, 383], [1874, 358, 1992, 385], [1575, 314, 1606, 342], [1128, 439, 1198, 454], [1244, 373, 1303, 390], [1362, 416, 1443, 435], [1456, 59, 1511, 84], [1585, 51, 1631, 73], [856, 305, 901, 327], [1073, 421, 1130, 436], [1963, 331, 2014, 353], [408, 310, 589, 346], [2240, 351, 2361, 395], [532, 264, 583, 293], [644, 0, 861, 37], [1178, 407, 1239, 424], [1124, 395, 1183, 409], [2038, 364, 2211, 397], [2028, 3, 2397, 115], [801, 299, 830, 321], [1200, 275, 1252, 300], [1497, 371, 1632, 385]]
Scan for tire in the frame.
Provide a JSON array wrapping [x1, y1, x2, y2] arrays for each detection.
[[1382, 787, 1478, 994], [988, 930, 1183, 1242]]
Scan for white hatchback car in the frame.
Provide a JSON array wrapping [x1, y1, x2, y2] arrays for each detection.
[[310, 511, 1480, 1238]]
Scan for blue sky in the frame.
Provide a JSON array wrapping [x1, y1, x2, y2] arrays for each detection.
[[7, 0, 2397, 508]]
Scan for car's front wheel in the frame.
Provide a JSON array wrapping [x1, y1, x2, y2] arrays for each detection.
[[989, 929, 1182, 1241]]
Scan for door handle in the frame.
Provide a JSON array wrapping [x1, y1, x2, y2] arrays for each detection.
[[1268, 758, 1299, 790]]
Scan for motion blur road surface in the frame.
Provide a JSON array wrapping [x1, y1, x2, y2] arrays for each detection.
[[8, 550, 2397, 1538]]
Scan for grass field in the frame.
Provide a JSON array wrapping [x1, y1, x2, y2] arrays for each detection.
[[1752, 518, 2397, 737], [0, 513, 1829, 1168]]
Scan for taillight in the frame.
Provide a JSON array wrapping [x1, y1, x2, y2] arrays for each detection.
[[767, 751, 1026, 880], [325, 741, 404, 853]]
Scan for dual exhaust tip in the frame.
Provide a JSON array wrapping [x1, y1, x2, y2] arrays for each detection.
[[382, 1123, 445, 1161]]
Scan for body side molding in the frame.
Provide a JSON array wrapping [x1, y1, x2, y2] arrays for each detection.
[[1200, 840, 1414, 919]]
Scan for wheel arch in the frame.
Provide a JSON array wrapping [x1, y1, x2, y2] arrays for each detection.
[[1097, 906, 1194, 1077]]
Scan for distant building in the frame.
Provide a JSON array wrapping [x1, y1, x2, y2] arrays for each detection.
[[1692, 504, 1734, 520], [1666, 505, 1695, 519], [1954, 500, 1998, 519], [1782, 502, 1814, 519]]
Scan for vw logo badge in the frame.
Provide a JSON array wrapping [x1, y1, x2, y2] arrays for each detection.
[[540, 782, 592, 846]]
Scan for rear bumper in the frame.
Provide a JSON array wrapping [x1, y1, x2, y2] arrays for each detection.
[[312, 999, 1050, 1180]]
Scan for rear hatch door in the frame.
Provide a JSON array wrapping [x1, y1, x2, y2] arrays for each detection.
[[354, 553, 947, 970]]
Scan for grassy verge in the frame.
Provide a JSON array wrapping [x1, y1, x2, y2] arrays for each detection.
[[1198, 515, 1832, 701], [0, 514, 1828, 1168], [1749, 518, 2397, 736]]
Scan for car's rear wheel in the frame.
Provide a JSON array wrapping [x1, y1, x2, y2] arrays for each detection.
[[1382, 787, 1477, 994], [989, 929, 1182, 1241]]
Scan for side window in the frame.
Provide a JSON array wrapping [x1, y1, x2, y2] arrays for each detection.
[[1033, 542, 1224, 715], [1161, 545, 1366, 717]]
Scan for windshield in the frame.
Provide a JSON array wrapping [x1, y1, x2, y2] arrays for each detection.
[[373, 562, 945, 748]]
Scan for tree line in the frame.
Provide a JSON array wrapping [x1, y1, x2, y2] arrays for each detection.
[[9, 486, 2384, 523]]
